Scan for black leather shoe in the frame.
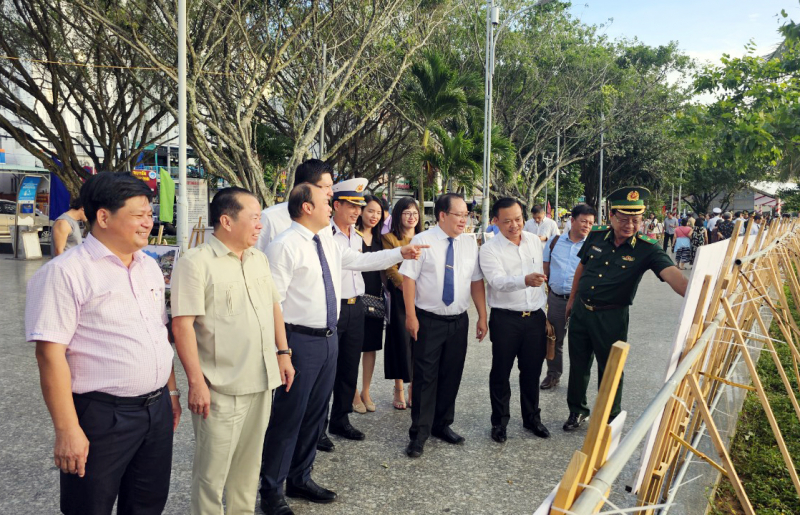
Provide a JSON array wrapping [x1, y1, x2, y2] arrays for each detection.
[[285, 479, 337, 504], [406, 439, 424, 458], [562, 412, 588, 432], [316, 433, 335, 452], [540, 375, 560, 390], [260, 494, 294, 515], [490, 425, 507, 443], [329, 423, 365, 441], [431, 426, 465, 444], [523, 419, 551, 438]]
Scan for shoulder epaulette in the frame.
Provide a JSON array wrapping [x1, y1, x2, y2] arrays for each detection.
[[637, 233, 657, 244], [590, 225, 610, 232], [354, 229, 364, 238]]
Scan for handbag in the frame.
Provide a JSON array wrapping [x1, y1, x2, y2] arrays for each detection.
[[362, 293, 386, 319]]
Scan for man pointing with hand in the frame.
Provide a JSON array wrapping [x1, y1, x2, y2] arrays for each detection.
[[479, 198, 551, 443]]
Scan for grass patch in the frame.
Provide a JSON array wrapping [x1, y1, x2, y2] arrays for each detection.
[[712, 285, 800, 514]]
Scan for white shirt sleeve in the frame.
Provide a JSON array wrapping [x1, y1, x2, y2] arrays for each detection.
[[265, 240, 293, 303], [399, 234, 425, 280], [340, 245, 403, 272]]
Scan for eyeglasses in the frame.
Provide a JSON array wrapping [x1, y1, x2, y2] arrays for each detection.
[[447, 212, 470, 220], [615, 218, 641, 227], [401, 211, 419, 218]]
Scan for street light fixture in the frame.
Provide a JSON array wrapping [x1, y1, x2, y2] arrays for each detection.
[[480, 0, 556, 233]]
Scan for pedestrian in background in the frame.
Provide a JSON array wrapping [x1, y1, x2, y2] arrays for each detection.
[[662, 212, 678, 252], [673, 218, 692, 270], [51, 197, 86, 256], [523, 204, 560, 242], [383, 197, 421, 410], [171, 187, 294, 515], [716, 212, 735, 240], [27, 172, 181, 515], [690, 215, 708, 264], [353, 194, 387, 414]]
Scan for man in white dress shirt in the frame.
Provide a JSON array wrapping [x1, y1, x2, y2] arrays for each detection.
[[523, 204, 561, 242], [255, 159, 335, 253], [401, 193, 488, 458], [325, 178, 371, 442], [479, 198, 550, 444], [258, 184, 425, 515]]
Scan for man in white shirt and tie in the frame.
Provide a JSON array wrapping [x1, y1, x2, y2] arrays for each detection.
[[258, 184, 425, 515], [325, 178, 371, 442], [401, 193, 488, 458], [523, 204, 561, 242], [479, 198, 550, 443], [255, 159, 335, 253]]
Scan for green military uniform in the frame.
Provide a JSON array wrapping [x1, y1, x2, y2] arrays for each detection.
[[566, 187, 675, 419]]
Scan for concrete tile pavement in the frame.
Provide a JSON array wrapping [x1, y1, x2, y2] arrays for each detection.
[[0, 255, 686, 514]]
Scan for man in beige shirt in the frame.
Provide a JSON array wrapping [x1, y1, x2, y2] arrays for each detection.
[[172, 187, 295, 515]]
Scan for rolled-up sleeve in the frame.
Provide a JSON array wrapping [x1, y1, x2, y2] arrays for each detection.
[[25, 264, 79, 345]]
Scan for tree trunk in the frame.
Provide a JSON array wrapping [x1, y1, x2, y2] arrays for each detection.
[[418, 127, 430, 231]]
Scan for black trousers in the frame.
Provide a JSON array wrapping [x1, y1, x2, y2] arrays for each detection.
[[260, 330, 338, 497], [488, 309, 547, 428], [61, 387, 173, 515], [409, 309, 469, 443], [329, 300, 365, 431], [663, 232, 674, 251]]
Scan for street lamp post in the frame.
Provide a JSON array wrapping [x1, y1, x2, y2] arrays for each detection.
[[480, 0, 556, 233], [555, 133, 560, 222]]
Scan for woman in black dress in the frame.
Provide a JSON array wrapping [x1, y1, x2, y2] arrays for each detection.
[[353, 195, 386, 413], [382, 197, 421, 409]]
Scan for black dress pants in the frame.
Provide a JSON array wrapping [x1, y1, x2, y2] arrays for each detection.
[[409, 309, 469, 443], [488, 309, 547, 428], [61, 387, 173, 515], [329, 299, 365, 431]]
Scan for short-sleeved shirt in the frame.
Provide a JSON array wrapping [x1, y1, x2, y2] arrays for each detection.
[[716, 220, 735, 240], [25, 234, 173, 396], [479, 231, 546, 311], [663, 217, 678, 235], [523, 217, 560, 239], [576, 227, 674, 306], [171, 235, 282, 395], [543, 233, 586, 296], [400, 225, 483, 316]]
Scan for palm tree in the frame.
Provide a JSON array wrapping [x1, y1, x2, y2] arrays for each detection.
[[420, 127, 481, 193], [403, 50, 481, 227]]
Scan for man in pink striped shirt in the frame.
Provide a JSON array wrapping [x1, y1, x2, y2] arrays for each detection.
[[26, 173, 181, 515]]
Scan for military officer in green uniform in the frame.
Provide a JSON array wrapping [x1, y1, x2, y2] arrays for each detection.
[[562, 187, 688, 431]]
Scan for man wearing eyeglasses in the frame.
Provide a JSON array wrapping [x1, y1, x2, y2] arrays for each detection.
[[400, 193, 488, 458], [562, 187, 688, 432]]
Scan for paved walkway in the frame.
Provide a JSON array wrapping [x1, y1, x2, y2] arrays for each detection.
[[0, 254, 686, 514]]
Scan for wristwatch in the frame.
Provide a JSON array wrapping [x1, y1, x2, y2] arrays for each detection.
[[277, 349, 293, 357], [169, 389, 181, 397]]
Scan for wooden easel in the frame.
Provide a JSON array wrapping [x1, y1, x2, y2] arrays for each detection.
[[189, 216, 206, 249], [550, 342, 630, 514], [149, 225, 165, 245], [634, 219, 800, 514]]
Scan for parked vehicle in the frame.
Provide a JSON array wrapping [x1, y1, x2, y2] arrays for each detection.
[[0, 199, 51, 243]]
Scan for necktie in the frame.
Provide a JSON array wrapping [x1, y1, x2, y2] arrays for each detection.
[[313, 235, 338, 331], [443, 237, 455, 306]]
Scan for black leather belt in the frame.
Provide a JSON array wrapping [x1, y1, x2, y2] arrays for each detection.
[[286, 323, 335, 337], [549, 292, 570, 300], [341, 297, 361, 305], [581, 300, 625, 312], [416, 308, 465, 322], [492, 307, 542, 318], [74, 387, 165, 407]]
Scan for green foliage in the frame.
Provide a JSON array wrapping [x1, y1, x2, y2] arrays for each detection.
[[714, 284, 800, 513]]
